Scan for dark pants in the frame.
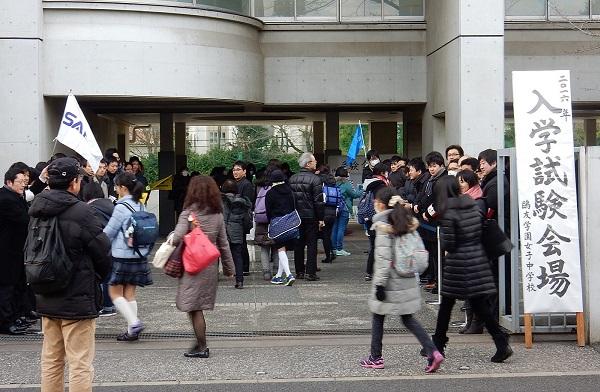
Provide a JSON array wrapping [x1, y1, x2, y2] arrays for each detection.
[[242, 236, 250, 273], [230, 243, 244, 283], [294, 219, 318, 275], [434, 295, 505, 343], [319, 221, 333, 260], [0, 285, 18, 329], [366, 229, 376, 275], [422, 236, 438, 283], [371, 313, 436, 358]]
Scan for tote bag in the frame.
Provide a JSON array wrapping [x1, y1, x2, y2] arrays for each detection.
[[163, 241, 184, 278], [182, 213, 221, 275], [152, 232, 176, 268], [481, 218, 513, 259]]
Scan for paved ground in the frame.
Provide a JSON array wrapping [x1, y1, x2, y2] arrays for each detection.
[[1, 223, 593, 389]]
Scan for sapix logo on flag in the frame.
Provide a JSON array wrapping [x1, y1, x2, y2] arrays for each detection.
[[62, 112, 86, 138]]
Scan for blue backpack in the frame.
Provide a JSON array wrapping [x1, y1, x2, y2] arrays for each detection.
[[357, 190, 376, 225], [120, 202, 159, 257], [323, 184, 343, 208]]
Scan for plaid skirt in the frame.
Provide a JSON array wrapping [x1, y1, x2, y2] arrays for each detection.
[[108, 257, 153, 287]]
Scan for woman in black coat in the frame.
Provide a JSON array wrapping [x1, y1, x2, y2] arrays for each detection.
[[265, 170, 297, 286], [430, 176, 512, 364]]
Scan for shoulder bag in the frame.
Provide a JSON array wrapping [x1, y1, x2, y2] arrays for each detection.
[[182, 213, 221, 275]]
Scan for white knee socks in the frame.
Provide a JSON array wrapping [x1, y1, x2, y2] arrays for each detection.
[[113, 297, 139, 333], [276, 249, 291, 277]]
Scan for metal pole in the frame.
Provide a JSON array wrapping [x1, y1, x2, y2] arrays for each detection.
[[426, 226, 442, 305]]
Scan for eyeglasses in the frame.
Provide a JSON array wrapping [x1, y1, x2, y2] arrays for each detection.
[[12, 179, 27, 185], [232, 168, 244, 172]]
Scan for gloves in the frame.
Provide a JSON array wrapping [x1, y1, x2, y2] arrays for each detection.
[[375, 285, 386, 301]]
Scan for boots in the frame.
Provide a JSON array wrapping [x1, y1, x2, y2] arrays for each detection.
[[459, 307, 473, 334], [463, 313, 484, 334], [491, 333, 513, 363]]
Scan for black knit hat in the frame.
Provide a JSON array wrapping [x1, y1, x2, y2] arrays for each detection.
[[269, 169, 286, 183]]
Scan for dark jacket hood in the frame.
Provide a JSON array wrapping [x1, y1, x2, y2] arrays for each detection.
[[320, 173, 336, 186], [365, 178, 385, 193], [223, 193, 251, 208], [270, 183, 293, 196], [29, 189, 80, 218]]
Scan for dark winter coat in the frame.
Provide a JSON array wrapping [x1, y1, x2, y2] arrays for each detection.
[[389, 170, 406, 191], [87, 198, 115, 228], [265, 183, 295, 221], [401, 171, 430, 204], [28, 189, 112, 319], [236, 177, 256, 206], [0, 186, 30, 285], [288, 168, 324, 221], [480, 169, 510, 223], [438, 195, 496, 299], [222, 193, 252, 244]]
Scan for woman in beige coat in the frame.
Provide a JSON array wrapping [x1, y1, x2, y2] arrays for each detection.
[[172, 175, 235, 358]]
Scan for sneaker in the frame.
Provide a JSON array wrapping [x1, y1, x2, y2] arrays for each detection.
[[99, 308, 117, 317], [296, 272, 305, 280], [364, 274, 372, 282], [425, 350, 444, 373], [129, 321, 144, 336], [117, 332, 139, 342], [306, 274, 320, 281], [360, 355, 385, 369], [284, 274, 296, 286], [337, 249, 351, 256], [271, 276, 284, 285]]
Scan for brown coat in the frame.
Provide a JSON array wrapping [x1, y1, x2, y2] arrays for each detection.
[[172, 205, 234, 312]]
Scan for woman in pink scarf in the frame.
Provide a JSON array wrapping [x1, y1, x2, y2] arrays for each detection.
[[456, 170, 486, 215]]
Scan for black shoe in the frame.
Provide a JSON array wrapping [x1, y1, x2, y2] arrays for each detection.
[[296, 273, 305, 279], [463, 319, 484, 334], [235, 281, 244, 289], [321, 258, 333, 264], [491, 334, 513, 363], [184, 347, 210, 358], [116, 332, 139, 342], [306, 274, 320, 281], [0, 324, 28, 335], [243, 272, 250, 276], [364, 274, 372, 282]]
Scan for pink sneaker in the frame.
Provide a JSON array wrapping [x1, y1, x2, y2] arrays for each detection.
[[360, 355, 385, 369], [425, 350, 444, 373]]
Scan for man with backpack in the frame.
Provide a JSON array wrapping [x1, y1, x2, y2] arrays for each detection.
[[26, 157, 111, 391]]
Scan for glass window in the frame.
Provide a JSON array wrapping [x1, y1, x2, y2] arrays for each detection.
[[255, 0, 295, 17], [591, 0, 600, 15], [505, 0, 546, 17], [384, 0, 423, 17], [195, 0, 250, 15], [296, 0, 337, 18], [341, 0, 382, 18], [548, 0, 590, 17]]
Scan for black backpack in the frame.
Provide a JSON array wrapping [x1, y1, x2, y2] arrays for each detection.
[[24, 216, 73, 294]]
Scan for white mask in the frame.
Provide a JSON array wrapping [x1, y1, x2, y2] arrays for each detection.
[[182, 170, 189, 176], [370, 158, 380, 167]]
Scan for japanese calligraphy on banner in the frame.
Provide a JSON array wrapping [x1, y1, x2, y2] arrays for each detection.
[[513, 70, 583, 313]]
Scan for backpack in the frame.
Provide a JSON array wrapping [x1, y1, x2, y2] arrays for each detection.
[[254, 186, 270, 224], [119, 202, 159, 258], [392, 231, 429, 277], [323, 184, 342, 207], [23, 216, 73, 294], [357, 190, 376, 224]]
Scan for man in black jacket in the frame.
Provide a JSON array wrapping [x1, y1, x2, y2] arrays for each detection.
[[28, 157, 111, 391], [0, 167, 30, 335], [289, 152, 324, 281], [233, 160, 255, 275]]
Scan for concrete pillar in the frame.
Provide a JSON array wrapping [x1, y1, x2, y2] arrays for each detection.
[[423, 0, 504, 156], [370, 122, 398, 155], [404, 108, 423, 159], [175, 122, 187, 170], [585, 119, 597, 146], [0, 1, 45, 169], [159, 113, 175, 235], [313, 121, 325, 165], [325, 112, 341, 159]]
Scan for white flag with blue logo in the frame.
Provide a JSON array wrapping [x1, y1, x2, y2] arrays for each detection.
[[56, 94, 103, 172]]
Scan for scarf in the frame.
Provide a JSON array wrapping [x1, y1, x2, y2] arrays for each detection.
[[464, 185, 483, 200]]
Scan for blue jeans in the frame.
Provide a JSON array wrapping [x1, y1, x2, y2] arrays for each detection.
[[331, 209, 349, 251]]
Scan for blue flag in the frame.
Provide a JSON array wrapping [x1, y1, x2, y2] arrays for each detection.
[[345, 123, 365, 166]]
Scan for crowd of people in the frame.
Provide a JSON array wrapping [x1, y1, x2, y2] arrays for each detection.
[[0, 141, 513, 389]]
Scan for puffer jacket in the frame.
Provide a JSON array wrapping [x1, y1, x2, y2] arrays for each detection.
[[288, 168, 324, 220], [222, 193, 252, 244], [369, 210, 422, 316], [28, 189, 111, 319], [103, 195, 151, 258], [439, 195, 496, 299]]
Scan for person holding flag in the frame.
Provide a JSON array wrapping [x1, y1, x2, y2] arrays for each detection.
[[345, 123, 366, 168]]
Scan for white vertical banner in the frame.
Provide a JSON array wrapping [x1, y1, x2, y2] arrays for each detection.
[[513, 70, 583, 313], [56, 94, 103, 172]]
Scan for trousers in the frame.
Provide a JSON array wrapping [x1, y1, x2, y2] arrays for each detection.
[[41, 317, 96, 392]]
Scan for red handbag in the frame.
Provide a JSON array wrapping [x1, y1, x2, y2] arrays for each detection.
[[182, 213, 221, 275]]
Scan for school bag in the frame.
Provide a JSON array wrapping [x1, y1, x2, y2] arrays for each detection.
[[392, 231, 429, 277], [323, 184, 342, 207], [254, 186, 270, 224], [119, 202, 159, 258], [23, 216, 72, 294], [357, 190, 376, 224]]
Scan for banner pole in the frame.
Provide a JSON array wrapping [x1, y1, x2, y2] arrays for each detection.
[[524, 313, 533, 348], [576, 312, 586, 347]]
